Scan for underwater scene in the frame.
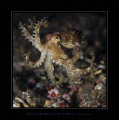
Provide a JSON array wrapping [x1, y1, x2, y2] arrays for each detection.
[[13, 12, 107, 108]]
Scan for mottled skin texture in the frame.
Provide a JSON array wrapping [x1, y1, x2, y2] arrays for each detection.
[[19, 17, 94, 86], [59, 27, 84, 49]]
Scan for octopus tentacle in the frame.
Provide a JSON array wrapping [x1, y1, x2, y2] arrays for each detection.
[[22, 49, 46, 68], [19, 21, 34, 42], [19, 17, 48, 52], [62, 52, 95, 84], [55, 73, 64, 86], [85, 51, 95, 64], [27, 16, 36, 30], [63, 65, 92, 84], [32, 17, 48, 40], [19, 22, 41, 52], [44, 52, 64, 86], [68, 46, 81, 64], [32, 17, 49, 51], [44, 52, 56, 84]]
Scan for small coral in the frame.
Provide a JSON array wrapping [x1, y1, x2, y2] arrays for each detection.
[[47, 87, 61, 98]]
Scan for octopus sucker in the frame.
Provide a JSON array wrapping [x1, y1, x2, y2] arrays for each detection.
[[19, 17, 95, 86]]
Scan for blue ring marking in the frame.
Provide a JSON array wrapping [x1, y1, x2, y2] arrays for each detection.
[[62, 60, 66, 64], [72, 67, 75, 70], [91, 63, 93, 68]]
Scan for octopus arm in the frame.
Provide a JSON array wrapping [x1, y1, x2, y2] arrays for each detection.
[[44, 52, 56, 84], [19, 21, 34, 42], [19, 17, 48, 52], [85, 51, 95, 64], [67, 46, 81, 65], [64, 65, 93, 84], [32, 17, 49, 51], [63, 52, 95, 83], [79, 51, 95, 75], [27, 17, 36, 30], [22, 49, 46, 68]]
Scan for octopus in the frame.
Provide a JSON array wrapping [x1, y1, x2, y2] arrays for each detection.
[[19, 17, 95, 86]]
